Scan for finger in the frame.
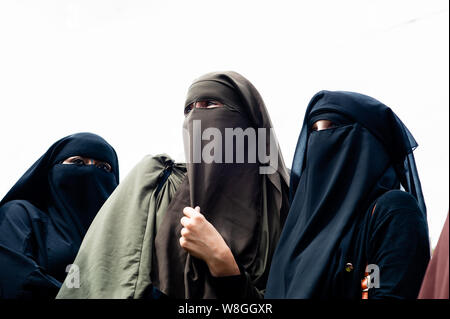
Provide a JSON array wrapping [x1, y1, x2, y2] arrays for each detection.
[[180, 216, 190, 227], [192, 208, 205, 222], [192, 206, 204, 219], [179, 236, 188, 249], [183, 207, 195, 218], [181, 227, 190, 237]]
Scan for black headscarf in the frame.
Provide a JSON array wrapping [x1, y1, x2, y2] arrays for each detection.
[[152, 71, 290, 298], [0, 132, 119, 298], [265, 90, 427, 298]]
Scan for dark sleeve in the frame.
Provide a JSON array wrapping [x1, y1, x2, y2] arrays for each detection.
[[209, 263, 265, 299], [367, 191, 430, 299], [0, 201, 61, 299]]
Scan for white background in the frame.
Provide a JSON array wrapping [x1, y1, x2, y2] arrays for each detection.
[[0, 0, 448, 247]]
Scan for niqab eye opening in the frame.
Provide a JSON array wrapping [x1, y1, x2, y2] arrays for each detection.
[[184, 100, 224, 116], [61, 156, 112, 173], [308, 111, 353, 133]]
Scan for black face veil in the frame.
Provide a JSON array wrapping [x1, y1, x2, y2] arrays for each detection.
[[265, 90, 427, 298], [0, 132, 119, 245], [0, 132, 119, 297]]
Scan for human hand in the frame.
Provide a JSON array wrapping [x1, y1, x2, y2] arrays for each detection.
[[179, 206, 240, 277]]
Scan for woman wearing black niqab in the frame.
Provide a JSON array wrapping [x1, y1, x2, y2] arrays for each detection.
[[265, 91, 430, 299], [0, 132, 119, 299]]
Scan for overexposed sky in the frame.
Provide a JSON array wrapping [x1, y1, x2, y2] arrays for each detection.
[[0, 0, 448, 246]]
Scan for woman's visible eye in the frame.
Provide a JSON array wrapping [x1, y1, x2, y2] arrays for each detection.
[[205, 100, 223, 108], [97, 163, 112, 173], [71, 157, 85, 166], [193, 100, 224, 109], [75, 159, 84, 165], [184, 103, 193, 115], [62, 156, 85, 165], [311, 120, 337, 131]]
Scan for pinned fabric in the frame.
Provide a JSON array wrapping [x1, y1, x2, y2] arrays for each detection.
[[0, 132, 118, 298], [265, 91, 430, 299], [152, 71, 290, 298]]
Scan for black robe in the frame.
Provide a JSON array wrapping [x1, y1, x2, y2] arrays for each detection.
[[0, 132, 119, 299], [265, 91, 430, 299]]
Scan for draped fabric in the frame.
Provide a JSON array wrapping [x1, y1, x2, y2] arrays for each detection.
[[57, 155, 186, 298], [152, 71, 290, 298], [265, 91, 429, 299], [0, 132, 118, 298]]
